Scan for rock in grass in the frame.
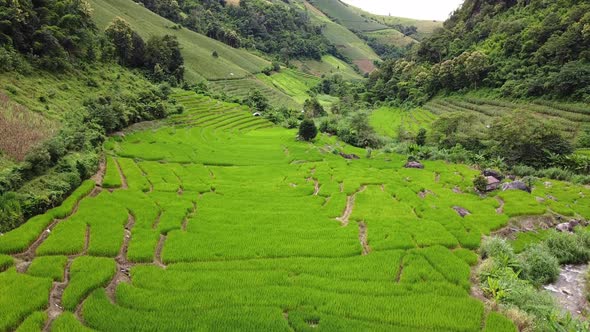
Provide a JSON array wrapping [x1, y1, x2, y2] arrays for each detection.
[[556, 223, 573, 233], [339, 152, 359, 160], [502, 180, 531, 193], [453, 206, 471, 218], [404, 161, 424, 169], [483, 169, 504, 181]]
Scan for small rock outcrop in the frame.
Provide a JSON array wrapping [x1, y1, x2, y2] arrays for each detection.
[[340, 152, 360, 160], [502, 180, 531, 193], [453, 206, 471, 218], [483, 169, 504, 181], [404, 161, 424, 169]]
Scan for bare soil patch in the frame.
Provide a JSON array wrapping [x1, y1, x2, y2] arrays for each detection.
[[154, 234, 166, 268], [358, 221, 371, 255], [353, 59, 375, 74]]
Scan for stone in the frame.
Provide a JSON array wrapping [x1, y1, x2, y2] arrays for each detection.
[[556, 223, 573, 233], [453, 206, 471, 218], [339, 152, 360, 160], [502, 180, 531, 193], [404, 161, 424, 169], [483, 169, 504, 181]]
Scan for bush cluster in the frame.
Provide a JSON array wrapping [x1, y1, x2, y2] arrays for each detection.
[[477, 233, 590, 330]]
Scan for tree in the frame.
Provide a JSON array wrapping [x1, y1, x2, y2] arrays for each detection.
[[298, 119, 318, 141], [105, 18, 145, 67], [303, 98, 326, 118], [243, 89, 269, 112], [430, 112, 486, 150], [489, 111, 573, 167], [416, 128, 427, 146], [145, 35, 184, 82]]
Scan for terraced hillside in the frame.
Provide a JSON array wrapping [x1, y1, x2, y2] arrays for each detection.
[[370, 107, 437, 138], [256, 70, 320, 105], [88, 0, 269, 81], [208, 78, 301, 109], [425, 97, 590, 140], [292, 55, 362, 81], [300, 0, 381, 73], [4, 92, 590, 331], [307, 0, 387, 32]]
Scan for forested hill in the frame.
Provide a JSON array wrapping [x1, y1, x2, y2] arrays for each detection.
[[367, 0, 590, 104]]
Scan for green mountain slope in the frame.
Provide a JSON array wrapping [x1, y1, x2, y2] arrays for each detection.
[[299, 0, 381, 73], [88, 0, 270, 81], [307, 0, 388, 32], [350, 9, 443, 41]]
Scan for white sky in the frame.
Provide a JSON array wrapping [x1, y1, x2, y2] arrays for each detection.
[[340, 0, 464, 21]]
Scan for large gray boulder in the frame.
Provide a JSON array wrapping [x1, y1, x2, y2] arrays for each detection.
[[502, 180, 531, 193]]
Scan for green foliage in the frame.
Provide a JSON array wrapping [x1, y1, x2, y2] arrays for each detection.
[[415, 128, 427, 146], [26, 256, 68, 282], [0, 270, 52, 331], [298, 119, 318, 141], [0, 254, 12, 272], [545, 231, 590, 265], [518, 244, 560, 286], [62, 256, 116, 311], [473, 175, 488, 193], [51, 312, 95, 332], [15, 311, 47, 332], [303, 98, 326, 118], [135, 0, 332, 61], [430, 112, 485, 150], [479, 237, 515, 261], [0, 0, 98, 71], [243, 89, 270, 113], [483, 312, 517, 332], [489, 111, 573, 167]]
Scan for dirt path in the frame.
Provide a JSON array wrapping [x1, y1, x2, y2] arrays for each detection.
[[358, 221, 371, 255], [336, 186, 366, 226], [181, 202, 197, 231], [152, 210, 162, 230], [43, 225, 90, 331], [544, 264, 589, 317], [313, 179, 320, 196], [115, 158, 128, 189], [105, 214, 135, 302], [154, 234, 166, 268], [91, 156, 106, 187], [496, 197, 505, 214], [13, 186, 92, 263]]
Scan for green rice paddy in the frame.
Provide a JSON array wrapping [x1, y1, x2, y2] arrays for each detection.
[[2, 92, 590, 331], [370, 106, 437, 138]]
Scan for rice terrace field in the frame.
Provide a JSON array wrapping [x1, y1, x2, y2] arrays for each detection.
[[3, 92, 590, 331]]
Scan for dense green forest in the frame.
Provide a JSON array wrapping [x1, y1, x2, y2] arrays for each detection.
[[135, 0, 336, 61], [367, 0, 590, 104]]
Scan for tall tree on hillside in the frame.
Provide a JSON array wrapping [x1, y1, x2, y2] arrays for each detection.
[[105, 18, 145, 67]]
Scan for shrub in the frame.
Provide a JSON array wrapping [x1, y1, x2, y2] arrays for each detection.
[[545, 232, 590, 264], [518, 244, 559, 286], [298, 119, 318, 141], [473, 175, 488, 192], [416, 128, 427, 146], [479, 237, 515, 261]]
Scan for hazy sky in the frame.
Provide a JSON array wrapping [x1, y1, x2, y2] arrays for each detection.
[[340, 0, 464, 21]]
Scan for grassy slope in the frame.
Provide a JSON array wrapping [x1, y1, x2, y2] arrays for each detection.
[[347, 5, 443, 41], [292, 55, 362, 80], [365, 28, 417, 48], [1, 66, 153, 121], [425, 94, 590, 141], [256, 69, 319, 104], [307, 0, 387, 32], [299, 0, 380, 73], [88, 0, 269, 81], [370, 106, 437, 138]]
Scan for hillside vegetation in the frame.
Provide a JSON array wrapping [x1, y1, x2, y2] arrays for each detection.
[[89, 0, 270, 81], [368, 0, 590, 104], [300, 0, 381, 73]]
